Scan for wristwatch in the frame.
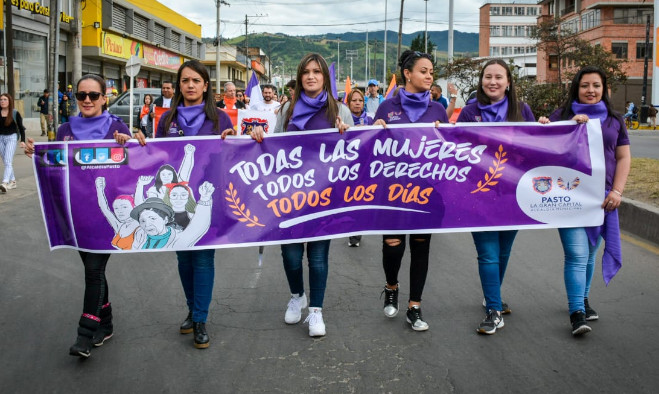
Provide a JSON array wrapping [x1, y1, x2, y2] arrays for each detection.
[[450, 94, 458, 99]]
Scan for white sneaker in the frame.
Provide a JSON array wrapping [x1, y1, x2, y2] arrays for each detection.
[[304, 307, 326, 337], [0, 183, 7, 193], [284, 293, 307, 324], [7, 181, 16, 189]]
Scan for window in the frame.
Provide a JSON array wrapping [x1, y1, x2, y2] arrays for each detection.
[[611, 42, 628, 59], [515, 26, 526, 37], [549, 55, 558, 69], [561, 18, 579, 34], [502, 7, 513, 16], [112, 4, 127, 31], [154, 24, 166, 46], [525, 63, 536, 68], [514, 7, 525, 16], [527, 7, 538, 16], [490, 6, 500, 16], [501, 47, 512, 56], [134, 14, 148, 40], [614, 8, 653, 25], [514, 46, 525, 55], [636, 42, 653, 59], [502, 26, 513, 37], [527, 46, 537, 54], [490, 47, 500, 57], [171, 32, 181, 51], [581, 10, 601, 31], [490, 26, 500, 37], [185, 37, 193, 56]]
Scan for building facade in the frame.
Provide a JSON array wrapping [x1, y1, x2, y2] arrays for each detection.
[[1, 0, 202, 119], [203, 44, 269, 94], [537, 0, 654, 108], [479, 2, 541, 78]]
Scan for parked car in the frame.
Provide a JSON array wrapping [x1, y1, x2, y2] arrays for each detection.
[[108, 88, 161, 129]]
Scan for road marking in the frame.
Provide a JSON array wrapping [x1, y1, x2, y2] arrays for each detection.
[[622, 233, 659, 255]]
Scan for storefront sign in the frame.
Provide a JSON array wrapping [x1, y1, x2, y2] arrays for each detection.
[[143, 45, 182, 70], [10, 0, 73, 22], [102, 32, 143, 60]]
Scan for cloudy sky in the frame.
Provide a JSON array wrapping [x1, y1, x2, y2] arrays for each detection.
[[159, 0, 485, 38]]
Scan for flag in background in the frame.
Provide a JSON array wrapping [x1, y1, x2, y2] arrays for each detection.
[[385, 75, 397, 99], [343, 76, 352, 104], [329, 62, 338, 100], [245, 72, 260, 98], [245, 71, 264, 109]]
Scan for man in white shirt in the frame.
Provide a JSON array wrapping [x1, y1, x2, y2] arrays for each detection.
[[153, 81, 174, 109], [251, 84, 281, 113]]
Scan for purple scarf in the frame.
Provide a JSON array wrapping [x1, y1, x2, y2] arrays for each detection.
[[478, 96, 509, 122], [585, 206, 622, 286], [352, 110, 371, 126], [69, 111, 114, 140], [290, 91, 328, 130], [176, 103, 207, 136], [398, 88, 430, 122], [571, 100, 608, 123]]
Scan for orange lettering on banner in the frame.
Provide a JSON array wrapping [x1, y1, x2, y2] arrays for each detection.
[[266, 187, 333, 217], [388, 183, 433, 205], [344, 184, 377, 202]]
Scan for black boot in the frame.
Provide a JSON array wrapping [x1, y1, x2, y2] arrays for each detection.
[[93, 303, 114, 347], [180, 311, 193, 334], [193, 322, 210, 349], [69, 335, 93, 358], [570, 311, 592, 336]]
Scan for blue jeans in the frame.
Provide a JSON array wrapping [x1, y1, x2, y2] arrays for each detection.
[[177, 249, 215, 323], [472, 230, 518, 311], [281, 240, 330, 308], [559, 228, 602, 314]]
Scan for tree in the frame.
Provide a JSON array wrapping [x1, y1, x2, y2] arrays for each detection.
[[440, 57, 482, 102], [410, 33, 436, 56], [564, 40, 627, 91]]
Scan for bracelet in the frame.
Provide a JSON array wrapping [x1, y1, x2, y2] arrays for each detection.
[[198, 199, 212, 206], [611, 189, 622, 197]]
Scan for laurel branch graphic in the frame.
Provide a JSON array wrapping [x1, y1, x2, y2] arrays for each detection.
[[225, 182, 265, 227], [471, 144, 507, 194]]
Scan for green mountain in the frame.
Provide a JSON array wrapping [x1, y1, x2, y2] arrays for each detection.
[[215, 30, 478, 83]]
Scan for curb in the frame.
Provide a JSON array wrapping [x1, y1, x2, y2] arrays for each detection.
[[619, 198, 659, 245]]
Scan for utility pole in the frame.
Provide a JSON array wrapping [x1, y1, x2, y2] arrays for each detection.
[[640, 14, 651, 123], [5, 0, 15, 96], [424, 0, 428, 53], [448, 0, 454, 62], [383, 0, 387, 84], [215, 0, 230, 94], [243, 14, 263, 87], [365, 30, 369, 83], [397, 0, 404, 69], [346, 50, 358, 81], [72, 0, 82, 106], [49, 0, 61, 138], [337, 38, 340, 85]]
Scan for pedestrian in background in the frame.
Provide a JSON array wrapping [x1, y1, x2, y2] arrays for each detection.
[[59, 93, 73, 124], [37, 89, 50, 136], [539, 65, 631, 336], [372, 50, 448, 332], [139, 94, 154, 138], [0, 93, 26, 193], [457, 58, 536, 335]]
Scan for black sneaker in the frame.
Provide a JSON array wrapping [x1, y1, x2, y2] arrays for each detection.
[[406, 306, 429, 331], [380, 285, 399, 318], [180, 311, 193, 334], [92, 325, 114, 347], [193, 322, 210, 349], [482, 299, 511, 314], [69, 335, 93, 358], [570, 311, 592, 336], [584, 298, 599, 321], [477, 309, 504, 335]]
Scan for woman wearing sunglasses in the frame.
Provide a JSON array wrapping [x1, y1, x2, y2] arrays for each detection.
[[24, 74, 140, 358], [373, 50, 448, 332]]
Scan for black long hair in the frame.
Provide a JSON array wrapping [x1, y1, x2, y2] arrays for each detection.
[[154, 164, 179, 190], [398, 50, 433, 91], [284, 53, 338, 130], [163, 60, 219, 132], [559, 66, 622, 127], [476, 58, 523, 122]]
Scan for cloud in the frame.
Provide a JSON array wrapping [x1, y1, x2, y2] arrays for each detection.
[[159, 0, 482, 38]]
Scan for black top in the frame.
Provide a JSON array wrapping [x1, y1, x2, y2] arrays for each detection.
[[37, 95, 49, 114], [0, 111, 26, 142]]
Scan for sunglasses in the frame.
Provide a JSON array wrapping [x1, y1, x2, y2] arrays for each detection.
[[75, 91, 103, 101]]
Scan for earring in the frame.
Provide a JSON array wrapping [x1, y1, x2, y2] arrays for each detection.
[[408, 79, 411, 82], [505, 86, 510, 92]]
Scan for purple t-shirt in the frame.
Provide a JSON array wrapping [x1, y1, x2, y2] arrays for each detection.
[[56, 119, 130, 141], [374, 94, 449, 124], [549, 109, 629, 189], [156, 108, 234, 137], [456, 102, 536, 123]]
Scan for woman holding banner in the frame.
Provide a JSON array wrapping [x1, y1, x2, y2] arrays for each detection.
[[457, 59, 535, 335], [372, 50, 448, 332], [155, 59, 233, 349], [347, 89, 373, 127], [539, 66, 630, 336], [24, 74, 138, 358], [239, 53, 353, 337]]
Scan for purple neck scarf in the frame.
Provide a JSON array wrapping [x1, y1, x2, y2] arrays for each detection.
[[571, 100, 608, 123], [352, 110, 369, 126], [585, 207, 622, 286], [176, 103, 206, 136], [69, 111, 114, 140], [290, 91, 328, 130], [398, 88, 430, 122], [478, 96, 509, 122]]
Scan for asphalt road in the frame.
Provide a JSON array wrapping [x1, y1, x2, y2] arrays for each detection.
[[629, 130, 659, 159], [1, 131, 658, 393]]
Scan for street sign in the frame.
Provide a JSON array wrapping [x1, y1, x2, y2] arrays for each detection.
[[125, 55, 142, 77]]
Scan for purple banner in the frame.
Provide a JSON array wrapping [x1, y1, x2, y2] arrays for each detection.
[[33, 121, 606, 253]]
